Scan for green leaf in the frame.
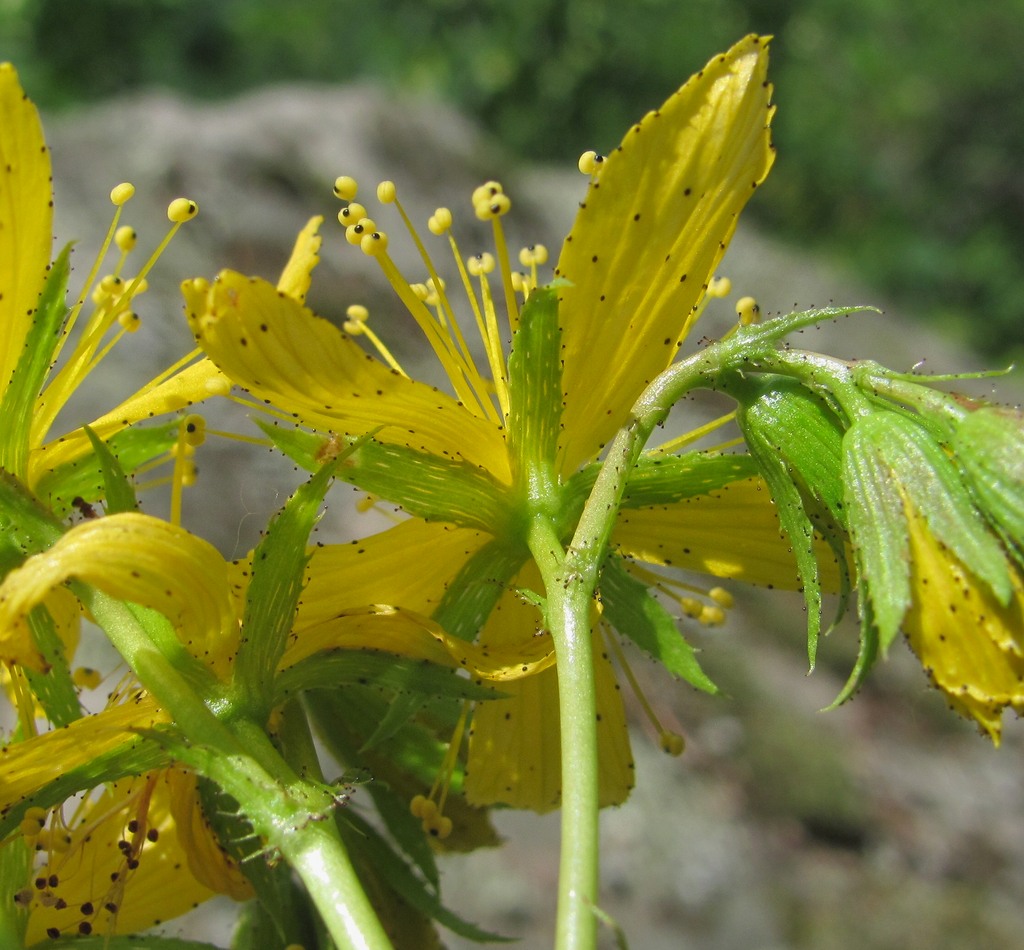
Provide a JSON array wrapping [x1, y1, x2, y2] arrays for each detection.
[[618, 451, 760, 508], [599, 554, 717, 694], [0, 244, 70, 476], [823, 580, 880, 711], [83, 424, 138, 513], [506, 285, 563, 477], [0, 471, 66, 566]]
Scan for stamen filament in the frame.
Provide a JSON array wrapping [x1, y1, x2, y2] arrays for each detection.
[[646, 410, 737, 457], [489, 216, 520, 334]]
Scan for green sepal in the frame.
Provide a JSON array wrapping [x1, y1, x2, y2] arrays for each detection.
[[844, 411, 1011, 648], [273, 650, 503, 707], [252, 418, 324, 470], [507, 285, 563, 478], [599, 554, 717, 694], [82, 424, 137, 513], [735, 375, 852, 666], [0, 471, 66, 568], [34, 419, 180, 516], [0, 833, 30, 947], [234, 460, 338, 717], [0, 736, 170, 840], [0, 244, 71, 477], [24, 605, 82, 727], [953, 405, 1024, 556], [340, 808, 513, 943], [823, 579, 880, 710], [198, 778, 318, 949]]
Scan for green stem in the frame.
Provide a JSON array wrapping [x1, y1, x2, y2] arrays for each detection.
[[81, 589, 393, 950], [527, 517, 599, 950]]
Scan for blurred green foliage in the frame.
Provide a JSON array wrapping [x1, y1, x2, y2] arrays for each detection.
[[2, 0, 1022, 355]]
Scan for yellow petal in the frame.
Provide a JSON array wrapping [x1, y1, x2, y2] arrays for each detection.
[[295, 519, 492, 628], [0, 696, 167, 807], [463, 564, 634, 811], [27, 358, 228, 485], [187, 271, 510, 479], [465, 632, 633, 812], [277, 215, 323, 302], [0, 514, 236, 671], [166, 768, 254, 900], [0, 63, 53, 403], [554, 36, 775, 470], [285, 604, 554, 680], [612, 476, 843, 590], [903, 509, 1024, 741]]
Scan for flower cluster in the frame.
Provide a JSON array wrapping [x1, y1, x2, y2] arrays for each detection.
[[1, 32, 1022, 950]]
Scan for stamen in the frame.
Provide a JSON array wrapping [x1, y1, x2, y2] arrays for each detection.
[[409, 702, 470, 840], [470, 183, 520, 334], [577, 150, 606, 176], [342, 305, 407, 375], [736, 295, 761, 326], [646, 410, 737, 457], [626, 561, 734, 629], [603, 625, 685, 757]]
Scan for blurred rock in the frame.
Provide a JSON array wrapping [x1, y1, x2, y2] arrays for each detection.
[[42, 85, 1024, 949]]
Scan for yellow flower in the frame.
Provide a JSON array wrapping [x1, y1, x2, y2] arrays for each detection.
[[186, 36, 830, 812], [0, 509, 550, 938], [0, 63, 227, 508]]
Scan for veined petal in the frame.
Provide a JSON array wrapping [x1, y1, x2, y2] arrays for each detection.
[[0, 696, 166, 809], [0, 63, 53, 404], [27, 358, 228, 487], [0, 513, 235, 671], [277, 215, 323, 303], [464, 563, 634, 811], [283, 604, 554, 679], [187, 271, 510, 478], [904, 508, 1024, 742], [555, 35, 775, 470], [612, 476, 843, 591], [294, 519, 493, 629]]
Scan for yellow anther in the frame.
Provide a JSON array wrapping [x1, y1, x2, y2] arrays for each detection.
[[578, 151, 605, 175], [709, 587, 734, 608], [114, 225, 137, 253], [737, 295, 760, 325], [511, 272, 526, 294], [19, 808, 46, 837], [428, 207, 453, 235], [467, 253, 495, 277], [474, 192, 511, 221], [182, 414, 206, 446], [72, 667, 103, 690], [132, 276, 149, 295], [355, 493, 377, 513], [519, 244, 549, 267], [180, 461, 198, 487], [100, 274, 123, 293], [376, 180, 397, 203], [360, 231, 389, 256], [345, 218, 377, 246], [700, 605, 726, 627], [338, 202, 368, 226], [410, 283, 429, 301], [433, 815, 453, 840], [471, 181, 504, 206], [680, 597, 704, 619], [707, 276, 732, 298], [659, 731, 686, 757], [333, 176, 358, 201], [117, 311, 140, 332], [167, 197, 198, 223], [110, 182, 135, 206], [346, 304, 369, 323]]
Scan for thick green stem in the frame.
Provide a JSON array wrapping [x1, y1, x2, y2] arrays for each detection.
[[81, 590, 393, 950], [527, 517, 600, 950]]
